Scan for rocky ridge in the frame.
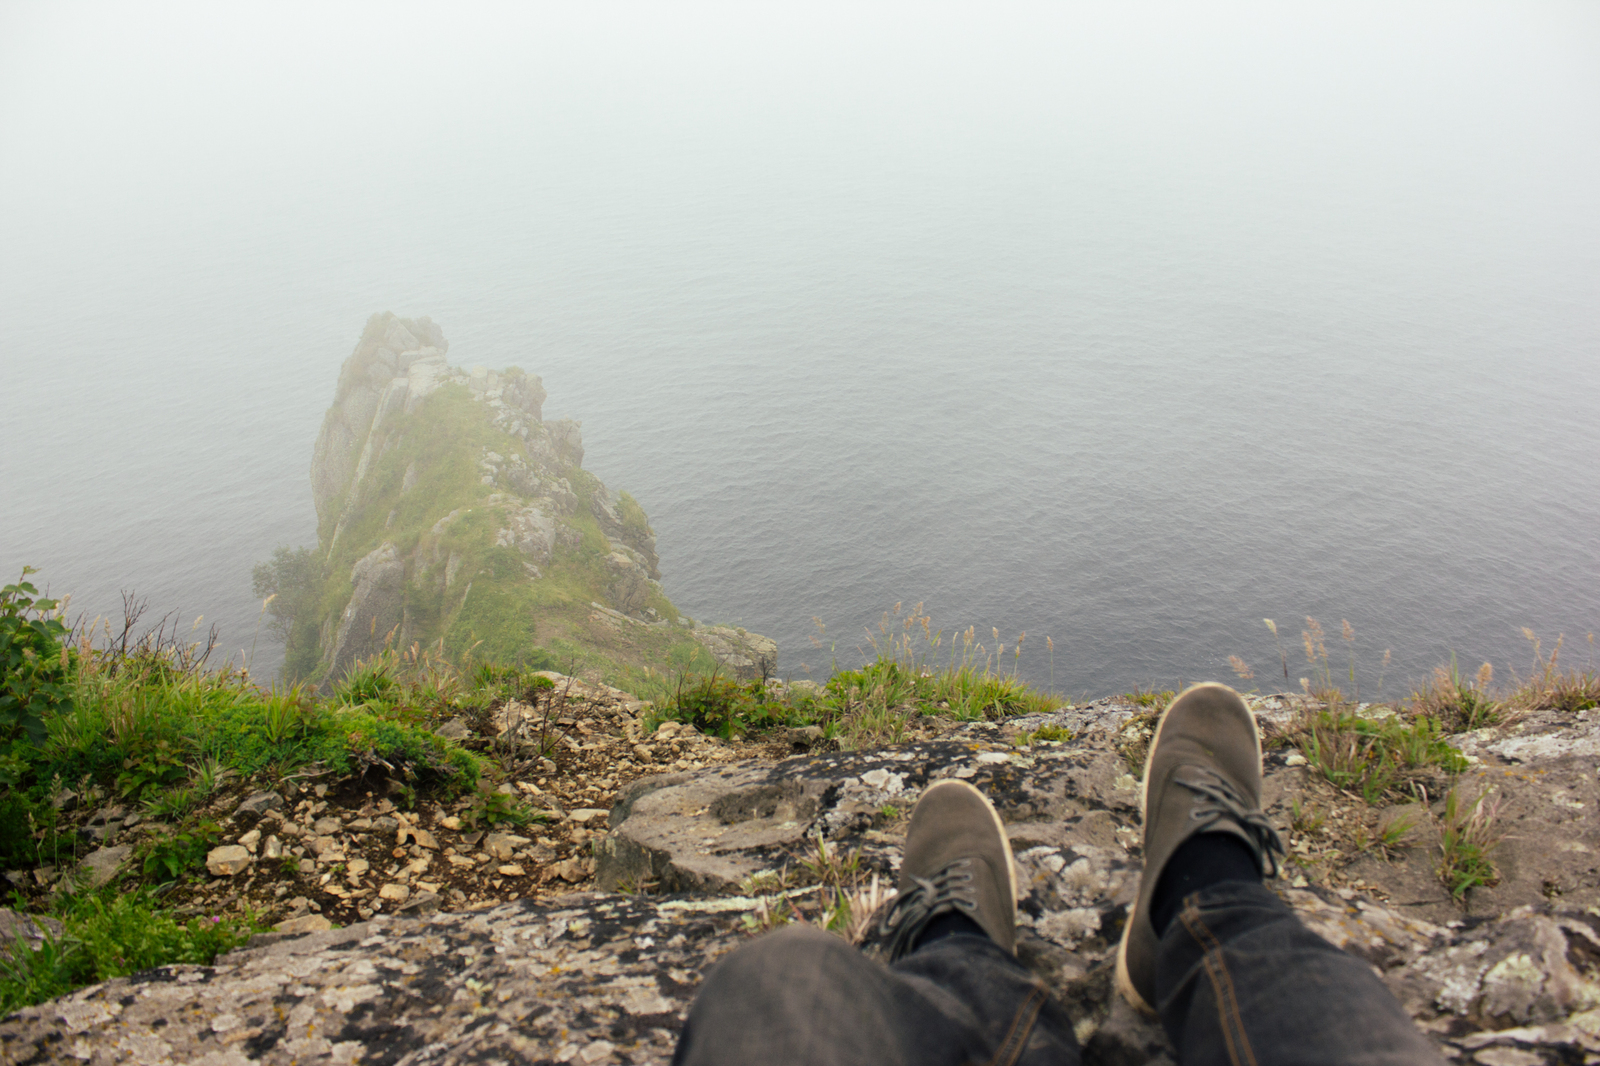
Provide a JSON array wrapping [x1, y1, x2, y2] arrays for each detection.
[[5, 697, 1600, 1064]]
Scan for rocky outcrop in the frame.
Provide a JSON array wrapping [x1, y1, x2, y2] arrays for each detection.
[[13, 699, 1600, 1063], [690, 625, 778, 681], [299, 314, 773, 682]]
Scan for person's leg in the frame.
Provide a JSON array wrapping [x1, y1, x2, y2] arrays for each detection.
[[1118, 683, 1446, 1066], [672, 923, 990, 1066], [892, 932, 1082, 1066], [675, 779, 1080, 1066], [1155, 881, 1443, 1066]]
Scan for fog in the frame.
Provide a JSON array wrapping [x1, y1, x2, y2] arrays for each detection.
[[3, 2, 1597, 691]]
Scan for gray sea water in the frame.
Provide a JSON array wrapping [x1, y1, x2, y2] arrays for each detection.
[[3, 3, 1598, 696]]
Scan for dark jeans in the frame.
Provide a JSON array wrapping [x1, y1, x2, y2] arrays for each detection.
[[673, 882, 1445, 1066]]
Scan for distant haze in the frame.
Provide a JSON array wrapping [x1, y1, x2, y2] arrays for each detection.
[[3, 2, 1597, 695]]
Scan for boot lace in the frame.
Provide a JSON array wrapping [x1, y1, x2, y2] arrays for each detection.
[[876, 859, 979, 962], [1177, 770, 1286, 878]]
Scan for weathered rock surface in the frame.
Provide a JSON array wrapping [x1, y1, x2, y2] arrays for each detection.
[[8, 698, 1600, 1063]]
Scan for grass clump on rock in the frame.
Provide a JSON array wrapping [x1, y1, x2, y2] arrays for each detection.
[[646, 604, 1062, 749]]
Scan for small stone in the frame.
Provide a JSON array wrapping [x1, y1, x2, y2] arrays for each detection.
[[497, 864, 526, 877], [237, 829, 262, 853], [484, 832, 532, 860], [1285, 753, 1309, 767], [555, 858, 586, 883], [52, 789, 79, 812], [298, 859, 317, 874], [312, 816, 342, 836], [79, 845, 132, 888], [379, 883, 410, 902], [438, 816, 462, 831], [274, 914, 333, 934], [263, 835, 283, 859], [395, 891, 440, 916], [410, 829, 439, 850], [436, 718, 472, 740], [347, 858, 370, 876], [206, 845, 253, 877], [33, 867, 57, 887], [236, 791, 284, 816], [785, 726, 825, 747], [567, 809, 609, 826]]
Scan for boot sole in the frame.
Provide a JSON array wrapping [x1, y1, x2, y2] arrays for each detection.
[[1114, 683, 1263, 1016]]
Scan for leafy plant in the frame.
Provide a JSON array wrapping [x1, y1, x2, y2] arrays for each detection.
[[0, 891, 260, 1014], [115, 739, 189, 800], [462, 788, 532, 830], [140, 822, 222, 882], [251, 545, 324, 681], [662, 670, 801, 739], [0, 568, 75, 745]]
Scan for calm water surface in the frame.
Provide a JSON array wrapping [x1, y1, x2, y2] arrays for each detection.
[[3, 3, 1597, 694]]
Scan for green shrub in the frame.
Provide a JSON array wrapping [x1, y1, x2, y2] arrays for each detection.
[[661, 672, 803, 739], [0, 891, 261, 1014], [0, 569, 75, 745], [250, 546, 324, 682], [139, 822, 222, 882]]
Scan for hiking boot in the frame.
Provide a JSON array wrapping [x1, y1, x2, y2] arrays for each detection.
[[1115, 682, 1284, 1015], [877, 779, 1018, 961]]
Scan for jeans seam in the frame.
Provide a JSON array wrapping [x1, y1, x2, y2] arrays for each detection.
[[1180, 895, 1259, 1066], [980, 983, 1046, 1066]]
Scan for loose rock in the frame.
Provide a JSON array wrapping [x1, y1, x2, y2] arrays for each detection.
[[206, 845, 253, 877]]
